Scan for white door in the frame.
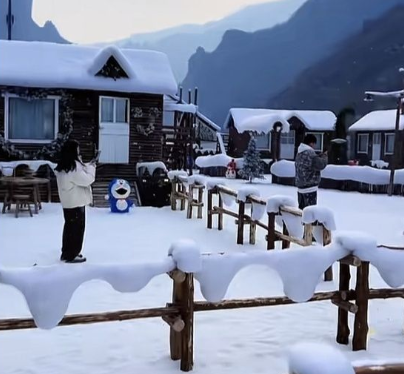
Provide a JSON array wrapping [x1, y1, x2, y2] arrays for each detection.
[[280, 130, 295, 159], [372, 133, 381, 160], [99, 97, 130, 164]]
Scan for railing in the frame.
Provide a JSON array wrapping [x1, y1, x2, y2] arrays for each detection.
[[1, 241, 404, 372], [171, 178, 333, 280]]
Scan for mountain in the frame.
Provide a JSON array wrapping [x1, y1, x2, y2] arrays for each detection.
[[182, 0, 404, 127], [115, 0, 307, 81], [0, 0, 68, 43], [269, 5, 404, 117]]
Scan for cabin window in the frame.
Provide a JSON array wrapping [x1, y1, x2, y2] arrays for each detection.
[[357, 134, 369, 154], [99, 96, 130, 164], [5, 95, 59, 143], [385, 133, 395, 155], [254, 133, 271, 150], [306, 132, 324, 152], [100, 97, 129, 123]]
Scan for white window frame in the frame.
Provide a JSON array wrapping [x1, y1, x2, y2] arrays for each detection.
[[4, 93, 60, 144], [384, 133, 395, 155], [357, 133, 369, 154], [306, 132, 324, 152], [254, 132, 272, 151], [99, 96, 130, 124]]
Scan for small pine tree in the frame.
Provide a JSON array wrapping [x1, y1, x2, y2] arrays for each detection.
[[239, 137, 264, 183]]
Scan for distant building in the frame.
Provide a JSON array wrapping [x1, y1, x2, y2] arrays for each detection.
[[226, 108, 336, 162], [348, 109, 404, 167]]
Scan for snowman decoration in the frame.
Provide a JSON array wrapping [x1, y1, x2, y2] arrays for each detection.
[[105, 179, 134, 213], [226, 159, 237, 179]]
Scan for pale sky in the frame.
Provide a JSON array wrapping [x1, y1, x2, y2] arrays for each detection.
[[32, 0, 274, 44]]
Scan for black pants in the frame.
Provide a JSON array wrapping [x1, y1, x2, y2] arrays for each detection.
[[62, 207, 86, 261], [298, 191, 317, 210]]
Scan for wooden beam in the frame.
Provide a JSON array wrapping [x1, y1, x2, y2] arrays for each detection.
[[337, 263, 351, 345], [168, 270, 186, 283], [280, 206, 303, 217], [0, 307, 180, 331], [216, 185, 238, 198], [323, 228, 333, 281], [193, 291, 343, 312], [340, 255, 362, 267], [275, 232, 307, 247], [207, 190, 213, 229], [162, 315, 185, 332], [331, 298, 358, 314], [180, 273, 194, 372], [353, 262, 370, 351], [355, 364, 404, 374], [237, 201, 245, 245], [267, 212, 276, 250]]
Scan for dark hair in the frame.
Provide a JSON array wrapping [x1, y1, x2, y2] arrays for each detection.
[[55, 140, 82, 173], [303, 134, 317, 145]]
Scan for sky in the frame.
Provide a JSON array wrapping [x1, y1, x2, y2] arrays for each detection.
[[32, 0, 275, 44]]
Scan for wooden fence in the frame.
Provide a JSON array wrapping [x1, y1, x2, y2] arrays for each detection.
[[1, 256, 404, 372], [171, 179, 333, 280]]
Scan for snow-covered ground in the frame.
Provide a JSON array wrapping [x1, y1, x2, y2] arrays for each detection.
[[1, 177, 404, 374]]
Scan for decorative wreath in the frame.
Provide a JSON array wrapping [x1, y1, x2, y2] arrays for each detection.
[[0, 88, 74, 162]]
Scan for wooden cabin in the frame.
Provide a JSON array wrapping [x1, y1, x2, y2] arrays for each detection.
[[348, 109, 404, 168], [226, 109, 336, 162], [0, 40, 202, 206]]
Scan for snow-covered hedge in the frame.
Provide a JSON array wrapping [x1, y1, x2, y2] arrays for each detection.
[[271, 160, 404, 185]]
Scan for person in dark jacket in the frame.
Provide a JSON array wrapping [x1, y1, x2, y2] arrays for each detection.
[[295, 134, 328, 210]]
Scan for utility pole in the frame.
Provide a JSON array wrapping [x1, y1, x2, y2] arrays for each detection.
[[365, 69, 404, 196], [6, 0, 14, 40]]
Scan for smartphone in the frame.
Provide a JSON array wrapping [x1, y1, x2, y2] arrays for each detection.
[[91, 150, 101, 164]]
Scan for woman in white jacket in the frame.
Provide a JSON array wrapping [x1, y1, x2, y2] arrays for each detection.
[[55, 140, 96, 263]]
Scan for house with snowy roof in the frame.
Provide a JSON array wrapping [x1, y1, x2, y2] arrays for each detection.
[[0, 40, 220, 206], [225, 108, 336, 162], [348, 109, 404, 167]]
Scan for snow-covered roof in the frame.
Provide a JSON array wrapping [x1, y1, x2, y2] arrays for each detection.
[[0, 41, 177, 95], [226, 108, 337, 134], [348, 110, 404, 132]]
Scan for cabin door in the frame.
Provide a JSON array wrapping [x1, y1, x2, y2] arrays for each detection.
[[280, 130, 295, 159], [98, 97, 130, 164], [372, 133, 381, 160]]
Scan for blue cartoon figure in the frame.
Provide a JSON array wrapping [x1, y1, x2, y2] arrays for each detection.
[[105, 179, 134, 213]]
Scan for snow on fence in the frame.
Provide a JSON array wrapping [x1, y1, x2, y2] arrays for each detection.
[[1, 237, 404, 372], [271, 160, 404, 192], [287, 343, 404, 374], [168, 176, 335, 281]]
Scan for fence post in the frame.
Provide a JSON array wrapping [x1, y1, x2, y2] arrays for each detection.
[[168, 271, 186, 361], [336, 262, 351, 345], [171, 181, 177, 211], [180, 273, 195, 372], [237, 201, 245, 245], [186, 186, 193, 219], [197, 187, 204, 219], [207, 190, 213, 229], [249, 201, 256, 245], [267, 212, 276, 250], [282, 223, 290, 249], [323, 227, 333, 281], [218, 193, 223, 231], [303, 223, 313, 245], [353, 261, 370, 351], [180, 184, 186, 211]]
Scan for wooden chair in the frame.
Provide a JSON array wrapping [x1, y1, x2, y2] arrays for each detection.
[[13, 194, 33, 218]]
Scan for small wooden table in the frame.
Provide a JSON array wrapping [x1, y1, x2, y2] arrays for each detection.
[[0, 177, 50, 215]]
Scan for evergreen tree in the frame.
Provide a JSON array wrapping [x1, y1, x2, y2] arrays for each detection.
[[239, 137, 264, 183]]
